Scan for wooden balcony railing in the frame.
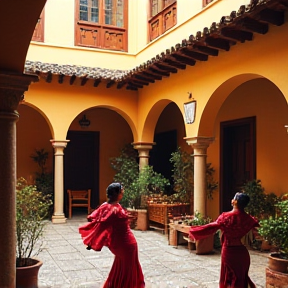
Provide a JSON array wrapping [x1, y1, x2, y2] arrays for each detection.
[[148, 1, 177, 41]]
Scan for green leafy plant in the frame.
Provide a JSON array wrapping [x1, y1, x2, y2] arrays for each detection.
[[30, 148, 54, 216], [16, 177, 52, 267], [110, 144, 140, 208], [183, 211, 212, 226], [258, 195, 288, 258], [170, 147, 218, 203], [241, 179, 279, 220], [110, 144, 170, 209]]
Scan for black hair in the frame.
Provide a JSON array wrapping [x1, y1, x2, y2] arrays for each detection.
[[234, 192, 250, 210], [106, 182, 123, 201]]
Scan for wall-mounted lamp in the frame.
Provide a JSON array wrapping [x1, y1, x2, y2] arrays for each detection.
[[285, 125, 288, 134], [79, 114, 90, 128]]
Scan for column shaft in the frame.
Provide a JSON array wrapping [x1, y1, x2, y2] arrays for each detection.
[[186, 137, 214, 216], [0, 113, 18, 287], [50, 140, 69, 223], [0, 72, 38, 287]]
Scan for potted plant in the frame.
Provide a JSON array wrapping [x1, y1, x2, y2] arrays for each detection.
[[30, 148, 54, 217], [257, 195, 288, 286], [110, 144, 170, 230], [169, 147, 218, 211], [16, 177, 52, 288], [241, 179, 279, 250]]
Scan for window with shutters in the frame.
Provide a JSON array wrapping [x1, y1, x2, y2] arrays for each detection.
[[32, 9, 44, 42], [75, 0, 128, 51], [148, 0, 177, 41], [203, 0, 214, 7]]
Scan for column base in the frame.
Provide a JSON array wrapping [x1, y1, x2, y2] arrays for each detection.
[[52, 214, 67, 224]]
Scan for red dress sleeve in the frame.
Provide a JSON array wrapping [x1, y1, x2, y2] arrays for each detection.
[[79, 203, 125, 251], [189, 221, 220, 241]]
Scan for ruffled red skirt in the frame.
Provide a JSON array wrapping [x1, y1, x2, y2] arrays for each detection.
[[220, 245, 256, 288], [102, 242, 145, 288]]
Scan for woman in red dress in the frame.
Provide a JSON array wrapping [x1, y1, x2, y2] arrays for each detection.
[[79, 182, 145, 288], [189, 192, 259, 288]]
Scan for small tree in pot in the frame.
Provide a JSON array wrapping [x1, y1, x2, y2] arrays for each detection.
[[258, 195, 288, 259], [257, 195, 288, 286], [16, 177, 52, 287]]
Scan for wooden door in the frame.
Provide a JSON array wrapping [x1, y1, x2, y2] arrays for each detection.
[[220, 117, 256, 212], [64, 131, 99, 213], [150, 129, 177, 183]]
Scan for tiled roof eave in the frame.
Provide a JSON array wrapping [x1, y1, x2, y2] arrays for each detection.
[[24, 0, 288, 90]]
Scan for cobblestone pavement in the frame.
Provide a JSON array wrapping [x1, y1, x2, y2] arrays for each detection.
[[38, 214, 268, 288]]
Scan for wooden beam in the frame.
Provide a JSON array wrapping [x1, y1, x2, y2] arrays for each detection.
[[153, 63, 178, 74], [148, 67, 170, 77], [180, 49, 208, 61], [128, 81, 143, 89], [221, 27, 253, 43], [58, 74, 65, 84], [116, 81, 127, 89], [170, 53, 196, 66], [93, 79, 101, 87], [46, 72, 52, 83], [134, 74, 155, 83], [81, 77, 88, 86], [106, 80, 115, 88], [259, 8, 285, 26], [164, 58, 186, 69], [70, 75, 76, 85], [193, 44, 219, 56], [142, 71, 162, 80], [129, 78, 149, 86], [205, 36, 231, 51], [239, 17, 269, 34]]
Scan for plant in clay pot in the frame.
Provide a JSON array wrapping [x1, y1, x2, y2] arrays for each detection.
[[169, 147, 218, 209], [16, 177, 52, 287], [258, 195, 288, 259], [110, 144, 170, 230], [257, 195, 288, 286], [241, 179, 280, 250]]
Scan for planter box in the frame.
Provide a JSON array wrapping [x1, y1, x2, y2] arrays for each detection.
[[127, 208, 148, 231], [169, 223, 214, 255], [266, 267, 288, 287], [147, 203, 190, 234]]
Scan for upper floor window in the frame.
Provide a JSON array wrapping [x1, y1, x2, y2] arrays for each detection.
[[32, 9, 44, 42], [75, 0, 127, 51], [203, 0, 214, 7], [148, 0, 177, 42]]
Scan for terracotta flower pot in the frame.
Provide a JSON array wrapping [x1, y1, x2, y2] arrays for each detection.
[[268, 253, 288, 273], [16, 258, 43, 288]]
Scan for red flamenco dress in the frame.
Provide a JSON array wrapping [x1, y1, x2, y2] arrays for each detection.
[[189, 211, 259, 288], [79, 202, 145, 288]]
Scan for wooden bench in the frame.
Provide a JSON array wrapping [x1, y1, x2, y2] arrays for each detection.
[[67, 189, 91, 218]]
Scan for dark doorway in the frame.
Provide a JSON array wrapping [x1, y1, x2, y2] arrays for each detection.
[[150, 130, 177, 183], [220, 117, 256, 212], [64, 131, 99, 214]]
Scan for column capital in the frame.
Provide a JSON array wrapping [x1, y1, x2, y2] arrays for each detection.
[[185, 136, 214, 150], [0, 72, 38, 113], [50, 140, 70, 149], [132, 141, 155, 151]]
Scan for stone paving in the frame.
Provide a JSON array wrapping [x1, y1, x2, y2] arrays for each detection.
[[38, 213, 268, 288]]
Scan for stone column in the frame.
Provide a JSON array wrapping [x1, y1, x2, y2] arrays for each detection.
[[0, 73, 38, 288], [50, 140, 69, 224], [186, 137, 214, 216], [132, 142, 154, 170]]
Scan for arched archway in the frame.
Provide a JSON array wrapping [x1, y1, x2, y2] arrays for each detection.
[[64, 107, 135, 212], [201, 75, 288, 213]]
